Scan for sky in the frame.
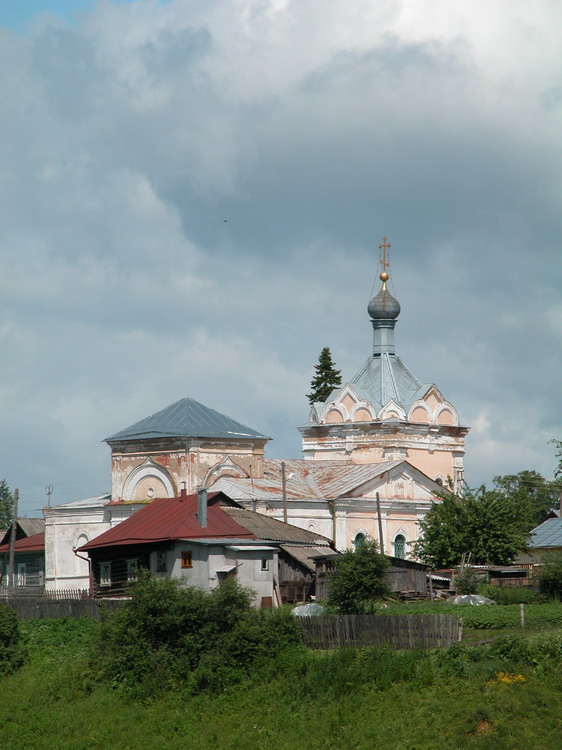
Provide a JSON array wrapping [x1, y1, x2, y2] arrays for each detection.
[[0, 0, 561, 515]]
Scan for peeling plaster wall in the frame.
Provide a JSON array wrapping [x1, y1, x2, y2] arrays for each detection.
[[110, 438, 266, 501]]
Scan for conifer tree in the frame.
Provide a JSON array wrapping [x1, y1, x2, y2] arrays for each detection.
[[307, 347, 342, 404], [0, 480, 13, 531]]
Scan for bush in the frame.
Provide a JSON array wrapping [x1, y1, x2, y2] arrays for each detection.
[[535, 553, 562, 597], [0, 603, 24, 676], [94, 571, 302, 697], [328, 540, 390, 614], [455, 567, 481, 594]]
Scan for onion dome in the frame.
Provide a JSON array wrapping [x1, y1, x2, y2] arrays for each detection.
[[368, 281, 401, 320]]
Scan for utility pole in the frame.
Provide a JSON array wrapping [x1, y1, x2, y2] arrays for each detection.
[[281, 461, 288, 524], [375, 491, 385, 555], [7, 488, 19, 588]]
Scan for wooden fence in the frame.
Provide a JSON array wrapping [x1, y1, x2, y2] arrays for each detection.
[[299, 614, 462, 650], [0, 588, 124, 620]]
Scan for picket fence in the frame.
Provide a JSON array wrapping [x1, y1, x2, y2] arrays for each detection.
[[299, 614, 462, 650]]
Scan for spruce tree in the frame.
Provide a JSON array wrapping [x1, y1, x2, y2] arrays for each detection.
[[307, 347, 342, 404], [0, 480, 13, 531]]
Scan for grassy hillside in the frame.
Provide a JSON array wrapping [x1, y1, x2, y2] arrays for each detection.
[[2, 614, 562, 749]]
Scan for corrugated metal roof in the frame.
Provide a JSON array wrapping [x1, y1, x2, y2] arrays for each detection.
[[105, 397, 269, 443], [279, 544, 333, 572], [18, 518, 45, 536], [79, 492, 256, 551], [529, 518, 562, 549], [0, 532, 45, 553], [222, 506, 333, 545], [212, 458, 404, 501], [51, 494, 111, 509]]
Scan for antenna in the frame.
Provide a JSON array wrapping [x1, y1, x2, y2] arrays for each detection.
[[45, 484, 54, 507]]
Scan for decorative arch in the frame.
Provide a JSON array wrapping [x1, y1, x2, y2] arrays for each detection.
[[122, 458, 175, 501], [353, 529, 369, 551], [204, 456, 250, 488], [378, 399, 406, 421], [408, 401, 431, 424], [435, 404, 458, 426], [322, 406, 345, 424], [352, 406, 374, 422]]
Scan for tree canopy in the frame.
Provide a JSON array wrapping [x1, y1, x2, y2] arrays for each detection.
[[492, 470, 559, 529], [327, 540, 389, 613], [413, 486, 531, 569], [0, 480, 13, 531], [307, 347, 342, 405]]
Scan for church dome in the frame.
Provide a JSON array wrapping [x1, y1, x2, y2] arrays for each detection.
[[368, 288, 401, 320]]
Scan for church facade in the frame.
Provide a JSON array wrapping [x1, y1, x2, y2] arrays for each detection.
[[43, 238, 469, 590]]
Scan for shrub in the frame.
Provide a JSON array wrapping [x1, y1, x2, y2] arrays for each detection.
[[455, 567, 481, 594], [0, 603, 24, 676], [94, 571, 302, 697], [328, 540, 390, 614], [535, 552, 562, 597]]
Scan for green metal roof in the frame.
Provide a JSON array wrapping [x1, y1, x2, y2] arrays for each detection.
[[106, 397, 270, 443]]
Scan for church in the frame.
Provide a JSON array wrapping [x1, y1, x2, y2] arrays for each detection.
[[43, 238, 469, 590]]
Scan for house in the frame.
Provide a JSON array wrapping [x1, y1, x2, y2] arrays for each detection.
[[78, 490, 335, 605], [0, 531, 45, 587], [517, 517, 562, 564]]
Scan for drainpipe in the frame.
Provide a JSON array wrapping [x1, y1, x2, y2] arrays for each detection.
[[326, 499, 337, 549], [73, 548, 92, 597]]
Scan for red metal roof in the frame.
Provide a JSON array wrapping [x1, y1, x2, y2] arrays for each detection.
[[0, 532, 45, 553], [79, 492, 256, 551]]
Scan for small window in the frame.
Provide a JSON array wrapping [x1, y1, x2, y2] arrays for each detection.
[[17, 564, 26, 587], [156, 552, 167, 573], [261, 558, 269, 571], [181, 551, 193, 569], [126, 559, 138, 581], [99, 562, 111, 587], [394, 534, 406, 559]]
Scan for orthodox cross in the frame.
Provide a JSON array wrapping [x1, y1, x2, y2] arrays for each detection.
[[378, 236, 391, 274]]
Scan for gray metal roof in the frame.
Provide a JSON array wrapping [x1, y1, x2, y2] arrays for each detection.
[[529, 518, 562, 549], [17, 518, 45, 537], [279, 544, 332, 572], [348, 353, 429, 412], [106, 397, 270, 443]]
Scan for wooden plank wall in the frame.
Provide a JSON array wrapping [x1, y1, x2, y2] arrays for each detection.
[[299, 614, 461, 650], [0, 591, 124, 620]]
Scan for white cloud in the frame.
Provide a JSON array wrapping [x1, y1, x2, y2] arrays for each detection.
[[0, 0, 561, 512]]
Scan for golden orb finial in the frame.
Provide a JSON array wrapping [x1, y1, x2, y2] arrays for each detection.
[[380, 271, 389, 282]]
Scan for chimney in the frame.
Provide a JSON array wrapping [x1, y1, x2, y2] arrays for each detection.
[[197, 486, 207, 528], [180, 482, 187, 501]]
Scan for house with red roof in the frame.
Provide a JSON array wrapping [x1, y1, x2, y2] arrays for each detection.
[[78, 489, 333, 605], [0, 519, 45, 587]]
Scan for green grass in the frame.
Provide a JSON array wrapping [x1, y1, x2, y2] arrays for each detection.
[[3, 615, 562, 749]]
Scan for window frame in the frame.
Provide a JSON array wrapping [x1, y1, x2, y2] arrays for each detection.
[[99, 562, 111, 587], [181, 551, 193, 569], [126, 558, 138, 581]]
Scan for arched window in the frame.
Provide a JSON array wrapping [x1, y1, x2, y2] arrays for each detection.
[[354, 533, 366, 551], [393, 534, 406, 559], [435, 476, 444, 487]]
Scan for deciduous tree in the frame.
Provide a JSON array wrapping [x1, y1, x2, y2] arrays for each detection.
[[413, 487, 530, 569], [493, 470, 559, 530]]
